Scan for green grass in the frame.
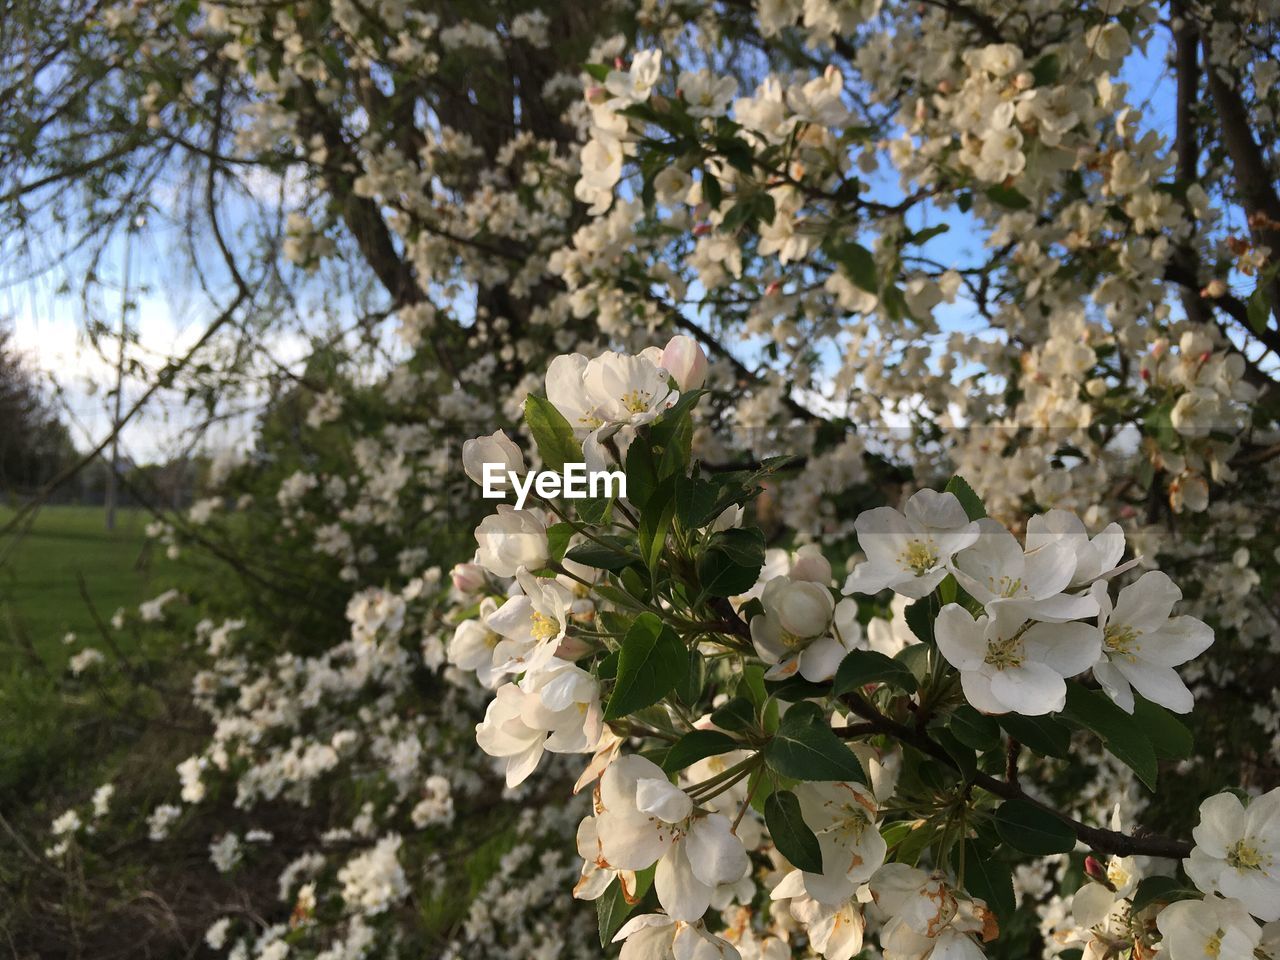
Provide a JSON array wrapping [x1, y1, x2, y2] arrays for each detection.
[[0, 505, 177, 801], [0, 506, 163, 663]]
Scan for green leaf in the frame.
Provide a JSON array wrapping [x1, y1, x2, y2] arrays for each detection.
[[1031, 52, 1061, 86], [904, 598, 936, 645], [765, 790, 824, 874], [1128, 875, 1200, 913], [524, 394, 583, 472], [998, 713, 1071, 759], [1133, 696, 1193, 761], [638, 476, 677, 573], [1061, 682, 1159, 790], [697, 527, 766, 598], [994, 799, 1076, 854], [546, 522, 574, 563], [605, 613, 688, 720], [764, 702, 867, 782], [625, 438, 660, 511], [1247, 283, 1271, 335], [674, 648, 705, 706], [944, 475, 987, 520], [596, 867, 654, 946], [985, 184, 1031, 210], [933, 727, 978, 782], [949, 705, 1001, 752], [702, 170, 722, 208], [954, 839, 1015, 920], [662, 729, 739, 773], [674, 475, 719, 530], [582, 62, 610, 83], [831, 241, 878, 293], [577, 495, 613, 525], [565, 536, 638, 571], [832, 649, 918, 695], [710, 696, 757, 732]]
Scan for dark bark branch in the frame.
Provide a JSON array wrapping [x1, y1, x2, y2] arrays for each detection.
[[1203, 35, 1280, 329]]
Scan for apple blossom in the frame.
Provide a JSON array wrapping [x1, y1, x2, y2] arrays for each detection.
[[935, 604, 1101, 715], [474, 505, 549, 578], [1088, 570, 1215, 714], [1024, 510, 1128, 588], [770, 781, 886, 904], [1156, 896, 1261, 960], [869, 864, 996, 960], [951, 518, 1099, 623], [750, 576, 841, 680], [605, 49, 662, 106], [660, 335, 708, 392], [462, 430, 525, 490], [484, 569, 575, 675], [474, 660, 601, 788], [592, 755, 749, 921], [843, 490, 979, 600], [612, 913, 741, 960], [1185, 788, 1280, 921]]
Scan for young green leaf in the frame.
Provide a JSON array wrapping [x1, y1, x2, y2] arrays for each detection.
[[764, 702, 867, 782], [661, 729, 739, 773], [948, 705, 1001, 752], [697, 527, 766, 598], [1133, 696, 1193, 760], [954, 839, 1015, 920], [524, 394, 583, 472], [1062, 683, 1158, 790], [994, 799, 1076, 855], [1128, 875, 1200, 913], [944, 475, 987, 520], [605, 613, 688, 720], [997, 713, 1071, 759], [765, 790, 824, 874], [832, 649, 919, 695], [596, 867, 655, 947]]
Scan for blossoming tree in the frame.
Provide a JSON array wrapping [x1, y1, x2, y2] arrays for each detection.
[[4, 0, 1279, 957]]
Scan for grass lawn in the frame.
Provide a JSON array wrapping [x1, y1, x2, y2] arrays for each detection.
[[0, 505, 178, 802], [0, 505, 164, 662]]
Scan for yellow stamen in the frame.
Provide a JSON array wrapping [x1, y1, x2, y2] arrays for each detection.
[[530, 612, 559, 642], [900, 540, 939, 576]]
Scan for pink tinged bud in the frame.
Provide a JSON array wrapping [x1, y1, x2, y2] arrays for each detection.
[[585, 85, 606, 104], [1084, 856, 1115, 890], [614, 57, 625, 69], [660, 335, 708, 391], [693, 223, 712, 236], [765, 281, 782, 296], [451, 562, 486, 594]]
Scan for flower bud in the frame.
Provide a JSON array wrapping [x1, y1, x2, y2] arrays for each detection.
[[462, 430, 525, 490], [660, 334, 708, 391], [451, 562, 487, 594], [770, 579, 835, 638], [789, 544, 832, 585], [474, 505, 549, 577], [1084, 856, 1113, 889]]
